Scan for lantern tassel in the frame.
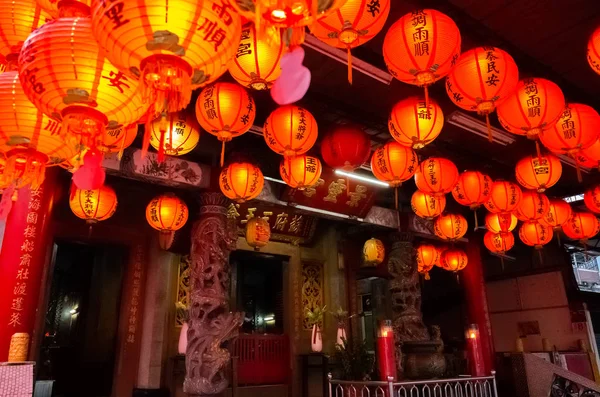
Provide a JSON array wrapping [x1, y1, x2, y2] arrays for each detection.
[[220, 141, 226, 167], [537, 248, 543, 265], [425, 272, 430, 281], [88, 223, 93, 238], [500, 256, 505, 272], [347, 47, 353, 85], [394, 187, 399, 211], [485, 113, 493, 143], [535, 140, 542, 161], [424, 85, 430, 114], [473, 209, 479, 231], [141, 111, 153, 160]]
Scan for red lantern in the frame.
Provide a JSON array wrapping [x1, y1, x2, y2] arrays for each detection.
[[587, 26, 600, 75], [576, 139, 600, 170], [434, 213, 468, 241], [321, 125, 371, 171], [515, 191, 550, 221], [541, 199, 572, 232], [484, 181, 523, 214], [484, 231, 514, 255], [562, 212, 599, 244], [441, 248, 468, 272], [452, 171, 492, 210], [414, 157, 459, 196], [0, 1, 50, 67], [263, 105, 318, 157], [146, 193, 189, 250], [485, 213, 518, 233], [584, 185, 600, 214], [515, 154, 562, 193], [370, 142, 418, 187], [519, 221, 553, 249], [411, 190, 446, 220], [388, 96, 444, 149], [416, 244, 440, 280], [446, 47, 519, 142]]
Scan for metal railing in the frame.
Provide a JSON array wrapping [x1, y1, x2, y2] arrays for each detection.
[[328, 372, 498, 397]]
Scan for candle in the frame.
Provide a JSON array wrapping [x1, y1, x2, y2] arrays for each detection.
[[465, 324, 485, 376], [377, 320, 397, 380]]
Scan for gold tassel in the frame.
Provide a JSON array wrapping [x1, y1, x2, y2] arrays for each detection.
[[347, 47, 352, 85], [485, 113, 493, 143], [220, 141, 226, 167]]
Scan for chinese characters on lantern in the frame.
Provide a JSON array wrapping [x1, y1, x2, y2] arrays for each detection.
[[523, 78, 541, 118], [483, 47, 500, 87], [126, 244, 144, 344], [559, 107, 576, 140], [411, 10, 430, 57], [197, 0, 235, 51]]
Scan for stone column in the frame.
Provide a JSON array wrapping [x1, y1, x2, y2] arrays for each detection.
[[184, 192, 243, 396]]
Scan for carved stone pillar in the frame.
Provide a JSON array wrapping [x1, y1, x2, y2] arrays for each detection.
[[184, 193, 243, 396]]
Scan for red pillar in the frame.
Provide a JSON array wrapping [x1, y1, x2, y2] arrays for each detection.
[[463, 238, 495, 374], [0, 170, 57, 361]]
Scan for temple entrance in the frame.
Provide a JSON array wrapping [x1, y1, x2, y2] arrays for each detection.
[[37, 241, 128, 397]]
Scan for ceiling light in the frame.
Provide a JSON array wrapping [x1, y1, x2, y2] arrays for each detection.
[[334, 169, 389, 187], [264, 176, 286, 185], [447, 111, 516, 146], [293, 203, 364, 221], [564, 194, 584, 203]]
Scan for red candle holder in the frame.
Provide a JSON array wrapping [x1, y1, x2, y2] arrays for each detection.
[[465, 324, 485, 376], [377, 320, 397, 381]]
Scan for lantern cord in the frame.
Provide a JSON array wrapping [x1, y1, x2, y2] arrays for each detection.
[[220, 141, 226, 167], [537, 249, 543, 265], [394, 187, 399, 211], [485, 113, 493, 143], [424, 85, 430, 114], [556, 232, 561, 246], [571, 153, 583, 182], [535, 140, 542, 161], [347, 47, 353, 85], [473, 210, 479, 231]]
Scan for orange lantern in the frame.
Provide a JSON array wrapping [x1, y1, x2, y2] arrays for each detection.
[[411, 190, 446, 220], [383, 9, 461, 104], [576, 139, 600, 170], [416, 244, 440, 280], [497, 78, 565, 156], [263, 105, 318, 157], [0, 1, 50, 68], [37, 0, 90, 17], [452, 171, 492, 210], [484, 181, 523, 214], [515, 191, 550, 221], [228, 23, 285, 90], [485, 212, 518, 233], [309, 0, 390, 83], [414, 157, 459, 196], [441, 248, 468, 272], [515, 153, 562, 193], [98, 124, 137, 156], [587, 26, 600, 75], [146, 193, 189, 250], [434, 213, 468, 241], [219, 161, 264, 203], [245, 217, 271, 251], [196, 82, 256, 166], [371, 141, 418, 190], [519, 221, 553, 249], [388, 96, 444, 149], [446, 47, 519, 142], [542, 198, 572, 232], [562, 212, 599, 244], [69, 184, 118, 224], [0, 71, 77, 189], [91, 0, 242, 113], [484, 231, 514, 255], [585, 185, 600, 214], [321, 124, 371, 171], [280, 155, 322, 189], [150, 112, 200, 157]]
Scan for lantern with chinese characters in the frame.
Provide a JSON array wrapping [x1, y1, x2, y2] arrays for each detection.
[[519, 221, 553, 249], [146, 193, 189, 250], [383, 9, 461, 105], [0, 0, 50, 68], [388, 96, 444, 149], [416, 244, 440, 280], [69, 184, 118, 224], [245, 217, 271, 251], [414, 157, 459, 197], [452, 171, 492, 210], [497, 78, 565, 157], [515, 191, 550, 221], [371, 142, 418, 186], [228, 23, 285, 90], [321, 125, 371, 171], [219, 161, 264, 203], [587, 26, 600, 75], [263, 105, 318, 157], [484, 231, 514, 255], [363, 237, 385, 267], [441, 248, 468, 272], [37, 0, 91, 17], [446, 47, 519, 142], [150, 112, 200, 157], [309, 0, 390, 83], [0, 71, 77, 189], [485, 212, 518, 233], [434, 213, 468, 241], [542, 199, 572, 232], [98, 124, 137, 156], [196, 82, 256, 166], [584, 186, 600, 214], [91, 0, 242, 113], [484, 181, 523, 214], [279, 155, 322, 189], [576, 139, 600, 170], [563, 212, 600, 244], [515, 154, 562, 193], [411, 190, 445, 220]]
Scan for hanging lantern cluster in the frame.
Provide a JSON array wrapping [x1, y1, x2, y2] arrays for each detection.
[[146, 193, 189, 250]]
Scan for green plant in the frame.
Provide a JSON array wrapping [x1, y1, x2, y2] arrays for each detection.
[[306, 305, 326, 327], [333, 337, 374, 381]]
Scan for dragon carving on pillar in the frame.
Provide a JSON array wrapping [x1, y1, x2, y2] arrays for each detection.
[[184, 193, 244, 396]]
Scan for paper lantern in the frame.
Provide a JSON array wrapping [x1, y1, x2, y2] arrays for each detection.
[[484, 181, 523, 214], [452, 171, 492, 210], [309, 0, 390, 83], [388, 96, 444, 149], [515, 154, 562, 193], [219, 161, 264, 203], [383, 9, 460, 103], [576, 139, 600, 170], [150, 112, 200, 157], [441, 248, 468, 272], [484, 231, 514, 255], [146, 193, 189, 250], [411, 190, 446, 220], [91, 0, 242, 113], [363, 237, 385, 267], [585, 186, 600, 214], [37, 0, 91, 17], [0, 71, 77, 189], [588, 26, 600, 75], [228, 23, 285, 90], [371, 142, 418, 187], [446, 47, 519, 142], [98, 124, 137, 155], [196, 82, 256, 165], [542, 198, 572, 232], [280, 155, 322, 189], [69, 184, 118, 224], [321, 124, 371, 171], [562, 212, 599, 243], [485, 212, 517, 233], [263, 105, 318, 156], [434, 213, 468, 241], [414, 157, 459, 196], [245, 217, 271, 251], [519, 221, 553, 249], [515, 191, 550, 221], [416, 244, 440, 280]]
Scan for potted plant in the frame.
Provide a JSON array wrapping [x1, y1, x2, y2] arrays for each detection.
[[332, 307, 348, 346], [306, 305, 326, 352], [333, 336, 374, 381]]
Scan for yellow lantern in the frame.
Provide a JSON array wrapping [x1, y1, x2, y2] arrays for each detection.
[[363, 238, 385, 267], [146, 193, 189, 250], [69, 184, 118, 224], [150, 112, 200, 157], [245, 217, 271, 250]]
